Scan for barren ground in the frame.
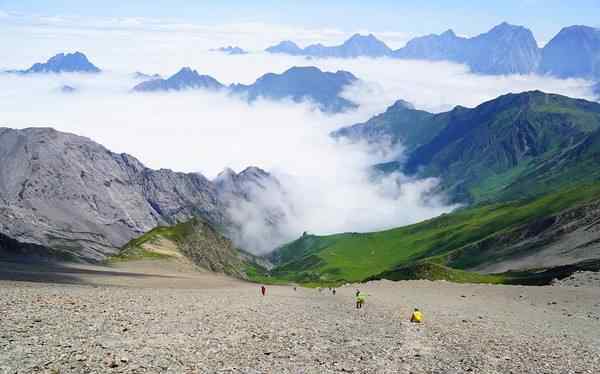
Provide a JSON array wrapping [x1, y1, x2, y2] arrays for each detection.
[[1, 261, 599, 373]]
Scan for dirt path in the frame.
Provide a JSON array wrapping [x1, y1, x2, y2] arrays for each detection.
[[1, 264, 599, 373]]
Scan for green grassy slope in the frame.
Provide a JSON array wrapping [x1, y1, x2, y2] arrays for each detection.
[[111, 218, 267, 279], [403, 91, 600, 203], [270, 183, 600, 285], [334, 91, 600, 204]]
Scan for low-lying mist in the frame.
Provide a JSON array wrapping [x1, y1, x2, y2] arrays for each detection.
[[0, 51, 595, 254]]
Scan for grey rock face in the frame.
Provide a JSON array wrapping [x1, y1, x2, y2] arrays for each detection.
[[22, 52, 101, 74], [132, 67, 224, 92], [0, 128, 277, 261], [540, 25, 600, 79], [266, 34, 392, 58]]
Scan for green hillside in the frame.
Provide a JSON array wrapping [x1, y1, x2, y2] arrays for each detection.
[[331, 99, 447, 153], [111, 218, 266, 279], [335, 91, 600, 204], [404, 91, 600, 203], [269, 183, 600, 285]]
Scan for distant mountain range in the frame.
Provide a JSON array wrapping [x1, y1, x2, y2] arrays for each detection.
[[266, 23, 600, 78], [394, 22, 540, 75], [267, 34, 392, 58], [134, 66, 359, 113], [133, 67, 224, 92], [335, 91, 600, 204], [15, 52, 101, 74], [60, 85, 77, 93], [230, 66, 358, 112], [132, 71, 162, 80], [214, 46, 248, 55], [0, 127, 281, 262]]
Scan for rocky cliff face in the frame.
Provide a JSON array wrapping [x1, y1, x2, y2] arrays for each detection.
[[0, 127, 279, 262]]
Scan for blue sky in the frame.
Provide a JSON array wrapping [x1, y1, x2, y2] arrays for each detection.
[[1, 0, 599, 42]]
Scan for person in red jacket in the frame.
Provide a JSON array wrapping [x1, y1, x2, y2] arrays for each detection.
[[260, 285, 266, 296]]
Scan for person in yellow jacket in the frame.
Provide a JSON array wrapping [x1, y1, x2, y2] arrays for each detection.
[[356, 291, 366, 309], [410, 308, 423, 323]]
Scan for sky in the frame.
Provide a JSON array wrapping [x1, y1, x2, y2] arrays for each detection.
[[1, 0, 599, 46]]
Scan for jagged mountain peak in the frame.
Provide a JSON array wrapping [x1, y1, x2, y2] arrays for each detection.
[[387, 99, 415, 112], [132, 67, 224, 92], [441, 29, 457, 38], [23, 51, 101, 74]]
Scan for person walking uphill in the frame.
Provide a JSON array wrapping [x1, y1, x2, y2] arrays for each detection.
[[260, 285, 266, 296], [356, 291, 366, 309]]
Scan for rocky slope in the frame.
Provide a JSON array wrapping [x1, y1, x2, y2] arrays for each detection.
[[449, 197, 600, 274], [0, 127, 280, 262], [1, 279, 598, 373], [115, 218, 265, 279]]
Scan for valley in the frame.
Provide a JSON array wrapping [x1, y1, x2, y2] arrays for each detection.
[[2, 6, 600, 373]]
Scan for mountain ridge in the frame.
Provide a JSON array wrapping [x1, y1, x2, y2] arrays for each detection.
[[265, 23, 600, 78], [335, 91, 600, 204], [133, 66, 359, 113], [0, 127, 281, 262]]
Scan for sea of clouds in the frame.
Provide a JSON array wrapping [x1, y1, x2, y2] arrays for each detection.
[[0, 15, 596, 254]]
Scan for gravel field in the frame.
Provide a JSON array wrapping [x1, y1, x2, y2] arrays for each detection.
[[1, 262, 600, 373]]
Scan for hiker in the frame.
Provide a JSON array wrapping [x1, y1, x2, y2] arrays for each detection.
[[410, 308, 423, 323], [356, 291, 365, 309], [261, 285, 266, 296], [332, 289, 336, 296], [293, 286, 297, 292]]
